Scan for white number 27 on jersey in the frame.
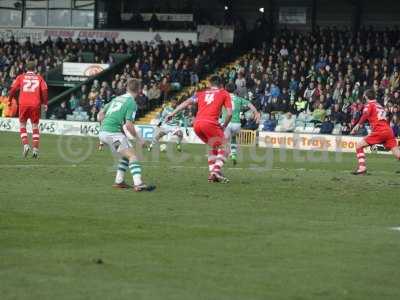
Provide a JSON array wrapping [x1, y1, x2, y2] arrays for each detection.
[[22, 79, 39, 92], [205, 93, 215, 105]]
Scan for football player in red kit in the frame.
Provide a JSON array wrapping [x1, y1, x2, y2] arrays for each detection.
[[351, 89, 400, 175], [167, 75, 233, 182], [9, 62, 48, 158]]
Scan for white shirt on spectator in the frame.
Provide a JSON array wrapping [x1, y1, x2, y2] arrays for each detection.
[[280, 47, 289, 57], [277, 113, 296, 132]]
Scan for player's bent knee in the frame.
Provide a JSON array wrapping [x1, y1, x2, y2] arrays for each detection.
[[356, 140, 368, 150], [120, 148, 137, 162]]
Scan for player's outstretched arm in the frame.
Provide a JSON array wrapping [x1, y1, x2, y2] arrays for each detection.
[[166, 98, 193, 121], [351, 106, 370, 135]]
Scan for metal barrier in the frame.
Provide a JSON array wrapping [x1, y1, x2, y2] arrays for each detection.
[[237, 130, 257, 145]]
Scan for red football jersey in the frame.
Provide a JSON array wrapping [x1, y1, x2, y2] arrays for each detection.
[[9, 71, 48, 107], [359, 100, 390, 132], [193, 88, 232, 123]]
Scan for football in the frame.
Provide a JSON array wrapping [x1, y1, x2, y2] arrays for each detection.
[[160, 144, 167, 152]]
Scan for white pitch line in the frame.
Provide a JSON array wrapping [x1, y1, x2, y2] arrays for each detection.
[[0, 164, 81, 168], [390, 227, 400, 231], [1, 163, 398, 176]]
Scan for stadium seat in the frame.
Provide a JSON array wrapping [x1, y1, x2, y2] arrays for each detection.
[[332, 124, 342, 135], [303, 122, 315, 133]]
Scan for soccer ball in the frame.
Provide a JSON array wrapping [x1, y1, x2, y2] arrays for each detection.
[[160, 144, 167, 152]]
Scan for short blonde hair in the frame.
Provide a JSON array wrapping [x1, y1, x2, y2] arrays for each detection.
[[127, 78, 142, 94]]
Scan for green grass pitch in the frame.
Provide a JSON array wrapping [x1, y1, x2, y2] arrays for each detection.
[[1, 132, 400, 300]]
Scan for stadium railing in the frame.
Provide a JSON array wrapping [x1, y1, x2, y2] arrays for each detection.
[[238, 130, 257, 145]]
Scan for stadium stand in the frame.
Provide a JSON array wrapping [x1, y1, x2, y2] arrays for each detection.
[[215, 27, 400, 137], [50, 39, 231, 122], [0, 35, 231, 122], [1, 25, 399, 138]]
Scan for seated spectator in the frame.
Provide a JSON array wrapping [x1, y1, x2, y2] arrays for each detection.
[[148, 82, 161, 107], [54, 101, 71, 120], [312, 103, 326, 123], [320, 116, 334, 134], [350, 99, 364, 126], [391, 115, 400, 137], [295, 97, 308, 114], [331, 104, 346, 124], [68, 93, 79, 111], [353, 123, 368, 136], [277, 112, 296, 132], [263, 114, 277, 131], [287, 98, 297, 114], [88, 87, 99, 102], [136, 91, 148, 117], [341, 123, 351, 135], [84, 99, 95, 114], [243, 112, 259, 130], [235, 72, 247, 98]]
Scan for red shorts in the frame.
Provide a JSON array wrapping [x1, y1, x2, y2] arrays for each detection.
[[364, 129, 398, 150], [194, 120, 226, 148], [19, 106, 41, 124]]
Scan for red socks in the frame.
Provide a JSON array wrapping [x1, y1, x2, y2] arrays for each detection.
[[20, 128, 29, 146], [212, 149, 227, 175], [208, 149, 218, 172], [356, 148, 366, 171], [32, 128, 40, 149]]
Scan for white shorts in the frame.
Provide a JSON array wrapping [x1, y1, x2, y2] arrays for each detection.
[[99, 131, 132, 155], [159, 125, 182, 136], [224, 123, 241, 139]]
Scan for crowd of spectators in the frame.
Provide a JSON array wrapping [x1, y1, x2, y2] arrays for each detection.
[[219, 26, 400, 137], [0, 34, 231, 121], [0, 36, 123, 95], [54, 39, 231, 121], [3, 26, 400, 139], [0, 35, 134, 119]]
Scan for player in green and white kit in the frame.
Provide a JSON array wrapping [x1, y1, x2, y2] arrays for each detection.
[[148, 99, 188, 152], [98, 79, 155, 192], [223, 83, 260, 165]]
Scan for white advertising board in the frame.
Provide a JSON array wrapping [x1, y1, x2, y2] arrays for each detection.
[[0, 118, 203, 144], [259, 131, 378, 153], [62, 63, 110, 77], [279, 7, 307, 24], [197, 25, 234, 44]]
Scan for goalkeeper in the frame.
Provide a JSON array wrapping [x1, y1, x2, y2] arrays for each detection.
[[148, 99, 188, 152]]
